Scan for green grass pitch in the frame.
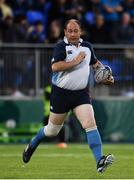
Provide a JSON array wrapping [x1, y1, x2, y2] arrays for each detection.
[[0, 143, 134, 179]]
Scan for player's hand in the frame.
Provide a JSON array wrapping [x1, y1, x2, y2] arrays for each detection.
[[74, 52, 86, 64], [103, 75, 114, 85]]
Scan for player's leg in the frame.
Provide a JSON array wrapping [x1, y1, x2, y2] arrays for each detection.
[[23, 112, 67, 163], [73, 104, 102, 162], [31, 112, 67, 146], [73, 104, 114, 173], [23, 85, 71, 163]]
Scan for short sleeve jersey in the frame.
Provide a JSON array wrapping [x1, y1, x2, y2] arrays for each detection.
[[51, 37, 97, 90]]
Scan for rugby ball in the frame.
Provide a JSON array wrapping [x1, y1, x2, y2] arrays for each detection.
[[95, 65, 112, 83]]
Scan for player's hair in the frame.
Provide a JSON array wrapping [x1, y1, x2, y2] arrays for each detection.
[[64, 19, 81, 29]]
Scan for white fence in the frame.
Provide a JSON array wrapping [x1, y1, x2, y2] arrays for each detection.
[[0, 43, 134, 97]]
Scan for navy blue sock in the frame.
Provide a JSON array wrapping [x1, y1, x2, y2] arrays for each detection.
[[86, 128, 102, 163], [30, 127, 45, 148]]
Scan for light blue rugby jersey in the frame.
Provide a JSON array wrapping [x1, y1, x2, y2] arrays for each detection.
[[51, 37, 97, 90]]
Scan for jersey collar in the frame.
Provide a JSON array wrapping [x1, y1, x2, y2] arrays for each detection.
[[64, 36, 83, 45]]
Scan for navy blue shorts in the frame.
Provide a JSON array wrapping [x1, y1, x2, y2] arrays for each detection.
[[50, 85, 91, 114]]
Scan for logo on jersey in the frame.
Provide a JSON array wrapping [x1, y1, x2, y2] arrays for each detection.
[[67, 50, 72, 54]]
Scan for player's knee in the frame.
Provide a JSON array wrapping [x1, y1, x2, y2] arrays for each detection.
[[82, 121, 90, 129], [44, 121, 63, 137], [82, 119, 96, 130]]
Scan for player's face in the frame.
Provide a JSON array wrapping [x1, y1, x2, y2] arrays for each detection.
[[64, 22, 81, 45]]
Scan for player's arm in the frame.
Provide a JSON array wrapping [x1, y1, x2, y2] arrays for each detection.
[[92, 60, 114, 85], [52, 52, 86, 72], [89, 43, 114, 85], [92, 60, 104, 71]]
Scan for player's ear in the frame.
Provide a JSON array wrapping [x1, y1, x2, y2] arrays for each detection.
[[80, 30, 84, 36], [64, 29, 67, 35]]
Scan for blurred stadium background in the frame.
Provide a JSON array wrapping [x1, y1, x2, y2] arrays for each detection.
[[0, 0, 134, 144]]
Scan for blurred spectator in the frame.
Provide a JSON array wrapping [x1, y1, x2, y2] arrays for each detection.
[[47, 0, 85, 24], [6, 0, 32, 15], [121, 0, 134, 26], [82, 0, 101, 26], [64, 0, 85, 21], [27, 21, 46, 43], [1, 14, 28, 43], [0, 0, 133, 44], [0, 0, 13, 19], [101, 0, 123, 24], [91, 0, 102, 14], [13, 14, 29, 42], [121, 0, 134, 17], [113, 12, 134, 44], [1, 15, 17, 42], [46, 20, 63, 43], [27, 10, 44, 25], [31, 0, 51, 14], [88, 14, 107, 44], [31, 0, 52, 27], [48, 0, 67, 24], [100, 0, 124, 43]]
